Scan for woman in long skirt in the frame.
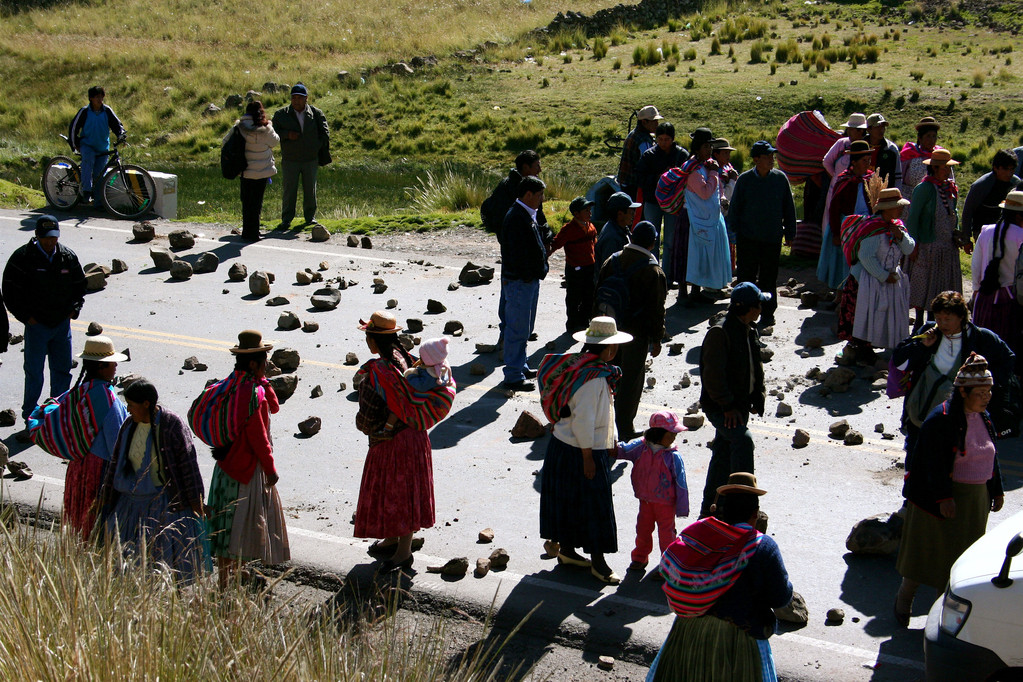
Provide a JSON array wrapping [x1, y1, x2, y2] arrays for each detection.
[[99, 379, 208, 584], [685, 128, 731, 303]]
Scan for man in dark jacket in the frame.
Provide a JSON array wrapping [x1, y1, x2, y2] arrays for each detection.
[[271, 83, 330, 228], [2, 215, 86, 435], [596, 220, 666, 438], [68, 85, 126, 205], [729, 141, 797, 328], [617, 105, 662, 201], [961, 148, 1020, 239], [698, 282, 768, 516], [635, 121, 689, 277], [500, 176, 551, 391], [594, 191, 640, 278], [866, 113, 902, 187], [481, 150, 544, 238]]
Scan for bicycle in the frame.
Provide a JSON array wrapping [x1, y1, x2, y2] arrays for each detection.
[[42, 135, 157, 220]]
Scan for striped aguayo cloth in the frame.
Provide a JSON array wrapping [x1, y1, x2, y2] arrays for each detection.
[[537, 352, 621, 423], [187, 370, 264, 448], [659, 516, 763, 617], [356, 359, 455, 431], [29, 379, 117, 461], [775, 110, 840, 185]]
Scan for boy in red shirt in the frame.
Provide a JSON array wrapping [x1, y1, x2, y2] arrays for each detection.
[[550, 197, 598, 332]]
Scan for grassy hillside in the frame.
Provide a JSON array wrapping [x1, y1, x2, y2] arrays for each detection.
[[1, 0, 1021, 226]]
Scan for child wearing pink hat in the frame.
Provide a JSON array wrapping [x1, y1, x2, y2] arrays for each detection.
[[379, 338, 453, 435], [615, 410, 689, 574]]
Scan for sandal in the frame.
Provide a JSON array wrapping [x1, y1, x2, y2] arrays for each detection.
[[591, 566, 622, 585], [543, 540, 560, 558], [556, 552, 592, 568]]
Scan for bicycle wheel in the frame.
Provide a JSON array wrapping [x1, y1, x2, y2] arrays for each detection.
[[99, 163, 156, 219], [41, 156, 82, 210]]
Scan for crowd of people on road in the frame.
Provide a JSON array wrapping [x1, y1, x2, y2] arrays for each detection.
[[4, 84, 1023, 680]]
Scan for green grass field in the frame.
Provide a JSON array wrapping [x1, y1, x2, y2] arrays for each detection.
[[1, 0, 1021, 229]]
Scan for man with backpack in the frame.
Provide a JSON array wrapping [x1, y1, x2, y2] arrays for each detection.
[[481, 150, 545, 240], [595, 220, 666, 438], [500, 176, 551, 391], [698, 282, 768, 517], [271, 83, 330, 228], [594, 191, 641, 277]]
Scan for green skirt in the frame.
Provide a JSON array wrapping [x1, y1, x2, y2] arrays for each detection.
[[648, 615, 772, 682], [896, 481, 990, 590], [206, 467, 240, 560]]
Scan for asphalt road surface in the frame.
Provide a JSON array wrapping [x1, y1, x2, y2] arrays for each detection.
[[1, 208, 1020, 681]]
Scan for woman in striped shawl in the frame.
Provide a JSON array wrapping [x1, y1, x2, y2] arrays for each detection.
[[538, 317, 630, 585], [648, 473, 792, 682]]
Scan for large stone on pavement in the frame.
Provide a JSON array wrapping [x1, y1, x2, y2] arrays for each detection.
[[510, 411, 546, 439], [427, 299, 446, 313], [346, 235, 360, 247], [298, 416, 321, 436], [406, 318, 424, 333], [844, 430, 864, 446], [168, 229, 195, 249], [0, 409, 16, 427], [792, 429, 810, 448], [85, 270, 107, 290], [310, 225, 330, 242], [249, 271, 271, 296], [277, 311, 301, 330], [132, 221, 156, 242], [310, 287, 341, 310], [823, 367, 856, 392], [111, 258, 128, 274], [488, 547, 510, 570], [682, 414, 705, 430], [150, 247, 174, 271], [269, 374, 299, 403], [829, 419, 850, 439], [169, 260, 193, 280], [228, 263, 247, 282], [846, 512, 903, 555], [194, 252, 219, 273], [774, 592, 809, 624], [271, 348, 301, 373]]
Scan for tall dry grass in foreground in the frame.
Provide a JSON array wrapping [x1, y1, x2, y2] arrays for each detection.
[[0, 513, 519, 681]]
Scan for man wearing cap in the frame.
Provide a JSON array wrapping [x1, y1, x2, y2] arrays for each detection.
[[962, 148, 1021, 240], [2, 215, 87, 437], [481, 150, 545, 240], [596, 220, 666, 438], [651, 471, 791, 681], [594, 191, 641, 275], [550, 196, 598, 332], [617, 105, 662, 202], [729, 141, 796, 328], [500, 176, 551, 390], [635, 122, 689, 278], [271, 83, 331, 228], [698, 282, 767, 517], [866, 113, 902, 187]]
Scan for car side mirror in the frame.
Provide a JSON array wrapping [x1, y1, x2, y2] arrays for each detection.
[[991, 532, 1023, 589]]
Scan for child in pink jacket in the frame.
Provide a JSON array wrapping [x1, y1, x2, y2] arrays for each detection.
[[615, 410, 689, 573]]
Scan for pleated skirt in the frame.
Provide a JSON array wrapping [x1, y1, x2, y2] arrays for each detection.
[[64, 453, 106, 540], [539, 436, 618, 554], [647, 616, 775, 682], [354, 427, 436, 539], [207, 465, 290, 564]]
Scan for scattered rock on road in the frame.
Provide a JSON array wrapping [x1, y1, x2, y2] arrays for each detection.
[[474, 558, 490, 578], [298, 416, 321, 436], [406, 318, 424, 333], [792, 429, 810, 448], [444, 320, 464, 335], [310, 385, 323, 399], [111, 258, 128, 274], [310, 288, 341, 310], [169, 260, 193, 280], [271, 348, 301, 373], [295, 271, 313, 285], [774, 592, 809, 624], [168, 229, 195, 249], [488, 548, 510, 570], [469, 362, 485, 376], [132, 221, 156, 242], [427, 557, 468, 577], [194, 252, 219, 273], [0, 409, 17, 427], [776, 402, 792, 417], [277, 311, 301, 330], [269, 374, 298, 402], [829, 419, 850, 439], [597, 656, 616, 671], [87, 322, 103, 336], [427, 299, 446, 314], [150, 247, 174, 271], [386, 299, 398, 309], [846, 512, 903, 555], [360, 236, 373, 249], [228, 263, 248, 281], [682, 414, 705, 430], [248, 271, 271, 296], [478, 528, 494, 543], [310, 225, 330, 242], [511, 411, 546, 439], [302, 321, 319, 333], [344, 352, 359, 365], [844, 430, 864, 446], [266, 296, 289, 306], [826, 608, 845, 624], [346, 235, 359, 247]]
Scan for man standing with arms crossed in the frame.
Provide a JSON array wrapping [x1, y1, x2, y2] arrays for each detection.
[[272, 83, 331, 228], [2, 216, 86, 441]]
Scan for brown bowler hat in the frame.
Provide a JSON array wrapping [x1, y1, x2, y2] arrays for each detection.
[[358, 311, 401, 334], [716, 472, 768, 496], [230, 329, 273, 354]]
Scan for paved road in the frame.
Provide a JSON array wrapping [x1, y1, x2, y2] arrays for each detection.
[[1, 209, 1020, 681]]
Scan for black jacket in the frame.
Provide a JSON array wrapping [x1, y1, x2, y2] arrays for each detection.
[[500, 202, 550, 282], [635, 143, 689, 202], [700, 311, 766, 415], [0, 287, 8, 352], [875, 138, 902, 187], [481, 168, 547, 239], [595, 244, 666, 339], [893, 322, 1014, 391], [2, 239, 86, 327], [903, 399, 1003, 518]]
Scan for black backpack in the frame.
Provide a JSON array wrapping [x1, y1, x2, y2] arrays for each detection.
[[220, 125, 247, 180], [594, 252, 647, 325]]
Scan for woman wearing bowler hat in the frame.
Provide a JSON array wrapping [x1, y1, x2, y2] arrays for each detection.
[[205, 330, 290, 590]]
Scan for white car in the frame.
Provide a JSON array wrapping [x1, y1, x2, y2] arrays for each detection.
[[925, 508, 1023, 681]]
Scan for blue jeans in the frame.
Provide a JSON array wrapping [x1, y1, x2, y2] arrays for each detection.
[[80, 145, 109, 195], [643, 202, 678, 283], [502, 279, 540, 382], [22, 318, 73, 420], [700, 406, 755, 516]]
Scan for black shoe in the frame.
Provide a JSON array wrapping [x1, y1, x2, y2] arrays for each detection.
[[529, 332, 538, 341], [241, 233, 261, 243], [758, 317, 776, 329], [378, 554, 414, 575], [523, 368, 538, 379], [502, 379, 536, 392]]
